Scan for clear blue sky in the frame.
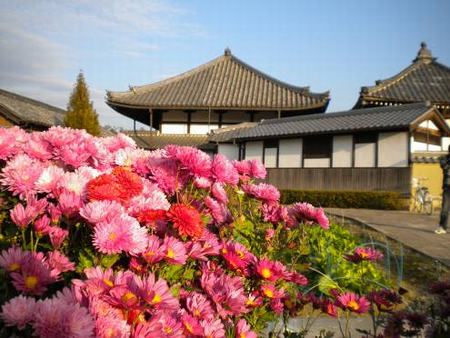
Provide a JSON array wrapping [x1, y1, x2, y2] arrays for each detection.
[[1, 0, 449, 129]]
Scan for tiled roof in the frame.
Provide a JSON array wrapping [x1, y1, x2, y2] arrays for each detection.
[[0, 89, 65, 127], [208, 122, 257, 142], [107, 49, 329, 111], [124, 131, 213, 150], [209, 102, 447, 141], [356, 43, 450, 108]]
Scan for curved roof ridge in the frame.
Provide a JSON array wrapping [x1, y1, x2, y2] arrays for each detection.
[[107, 51, 330, 101], [363, 62, 419, 95], [260, 102, 428, 125]]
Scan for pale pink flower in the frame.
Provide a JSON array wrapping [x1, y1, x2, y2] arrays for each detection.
[[236, 319, 257, 338], [57, 171, 90, 196], [22, 132, 52, 160], [58, 191, 83, 217], [35, 165, 65, 193], [204, 196, 228, 224], [127, 184, 170, 217], [47, 251, 75, 278], [193, 176, 212, 189], [0, 154, 43, 198], [48, 226, 69, 249], [200, 318, 226, 338], [211, 182, 228, 204], [95, 315, 130, 338], [0, 126, 24, 160], [0, 295, 37, 329], [102, 132, 136, 153], [250, 159, 267, 179], [80, 200, 125, 225], [211, 153, 239, 185], [93, 214, 148, 255], [142, 235, 165, 264], [10, 203, 34, 229]]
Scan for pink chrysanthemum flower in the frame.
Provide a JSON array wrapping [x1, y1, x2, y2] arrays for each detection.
[[236, 318, 258, 338], [284, 271, 308, 286], [200, 318, 226, 338], [0, 126, 24, 160], [142, 235, 165, 264], [80, 200, 125, 225], [193, 176, 212, 189], [246, 291, 263, 308], [106, 285, 141, 309], [204, 196, 228, 224], [0, 154, 43, 198], [47, 250, 76, 278], [211, 154, 239, 185], [10, 196, 47, 229], [185, 292, 215, 320], [35, 165, 65, 194], [0, 246, 27, 273], [34, 215, 52, 236], [58, 190, 83, 217], [260, 284, 285, 299], [48, 226, 69, 249], [93, 214, 148, 255], [0, 295, 36, 330], [22, 132, 52, 160], [146, 153, 181, 194], [345, 247, 384, 263], [336, 292, 370, 314], [33, 297, 95, 338], [211, 182, 228, 204], [165, 145, 212, 178], [136, 273, 180, 311], [256, 258, 285, 282], [10, 253, 54, 295], [243, 183, 280, 203], [221, 241, 255, 275], [249, 159, 267, 179], [289, 202, 330, 229], [200, 264, 248, 318], [181, 312, 203, 336], [187, 231, 221, 261], [162, 236, 188, 265], [95, 315, 130, 338]]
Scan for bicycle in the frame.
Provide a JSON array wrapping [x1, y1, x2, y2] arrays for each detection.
[[412, 177, 433, 215]]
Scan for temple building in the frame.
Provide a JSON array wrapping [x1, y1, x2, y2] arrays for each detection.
[[354, 42, 450, 118], [0, 89, 65, 130], [106, 48, 330, 150]]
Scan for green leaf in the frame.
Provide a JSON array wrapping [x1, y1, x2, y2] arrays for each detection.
[[317, 274, 339, 295], [100, 254, 120, 269]]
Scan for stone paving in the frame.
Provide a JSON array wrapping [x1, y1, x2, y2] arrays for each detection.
[[326, 208, 450, 267]]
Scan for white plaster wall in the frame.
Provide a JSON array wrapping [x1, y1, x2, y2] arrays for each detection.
[[442, 138, 450, 151], [278, 139, 302, 168], [419, 120, 438, 130], [217, 144, 239, 160], [354, 143, 375, 167], [303, 158, 330, 168], [332, 135, 352, 167], [245, 141, 263, 162], [264, 148, 277, 168], [378, 132, 409, 167]]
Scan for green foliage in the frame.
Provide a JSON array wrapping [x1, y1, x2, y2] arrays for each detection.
[[280, 190, 405, 210], [64, 71, 101, 136]]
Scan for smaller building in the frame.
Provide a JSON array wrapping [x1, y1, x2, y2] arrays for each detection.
[[0, 89, 65, 130], [209, 102, 449, 196]]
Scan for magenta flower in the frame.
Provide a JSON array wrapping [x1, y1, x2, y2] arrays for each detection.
[[200, 264, 248, 318], [262, 203, 289, 224], [32, 297, 95, 338], [47, 250, 75, 278], [260, 284, 285, 300], [0, 295, 37, 330], [185, 292, 215, 320], [200, 318, 226, 338], [165, 145, 212, 178], [0, 246, 27, 273], [187, 231, 221, 261], [336, 292, 370, 313], [93, 214, 148, 255], [180, 312, 203, 336], [243, 183, 280, 203], [221, 241, 255, 276], [289, 202, 330, 229], [137, 273, 180, 311], [345, 247, 384, 263], [10, 253, 54, 295], [162, 236, 188, 265], [211, 153, 239, 185], [204, 196, 228, 224], [34, 215, 52, 236], [256, 258, 285, 281], [211, 182, 229, 204], [236, 319, 258, 338], [48, 226, 69, 249], [142, 235, 165, 264]]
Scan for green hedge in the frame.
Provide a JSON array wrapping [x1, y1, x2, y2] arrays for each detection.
[[280, 190, 406, 210]]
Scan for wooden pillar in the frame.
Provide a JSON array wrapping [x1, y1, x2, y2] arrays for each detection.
[[277, 109, 281, 119], [186, 111, 192, 134], [149, 109, 153, 130], [218, 112, 223, 128]]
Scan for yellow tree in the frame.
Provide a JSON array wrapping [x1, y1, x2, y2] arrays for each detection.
[[64, 71, 101, 136]]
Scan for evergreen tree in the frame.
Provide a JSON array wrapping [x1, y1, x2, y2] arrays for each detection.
[[64, 71, 101, 136]]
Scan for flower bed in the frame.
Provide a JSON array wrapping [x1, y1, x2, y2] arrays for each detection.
[[0, 127, 401, 337]]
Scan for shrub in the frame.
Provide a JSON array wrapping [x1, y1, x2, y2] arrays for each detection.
[[0, 126, 396, 338], [280, 190, 405, 210]]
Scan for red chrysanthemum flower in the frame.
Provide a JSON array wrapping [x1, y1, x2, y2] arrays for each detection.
[[137, 209, 167, 228], [86, 167, 143, 205], [167, 204, 204, 238]]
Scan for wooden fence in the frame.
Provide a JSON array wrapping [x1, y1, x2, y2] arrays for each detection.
[[266, 167, 412, 195]]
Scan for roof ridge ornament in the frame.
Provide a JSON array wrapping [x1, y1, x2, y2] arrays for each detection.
[[414, 42, 434, 63], [224, 47, 231, 56]]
